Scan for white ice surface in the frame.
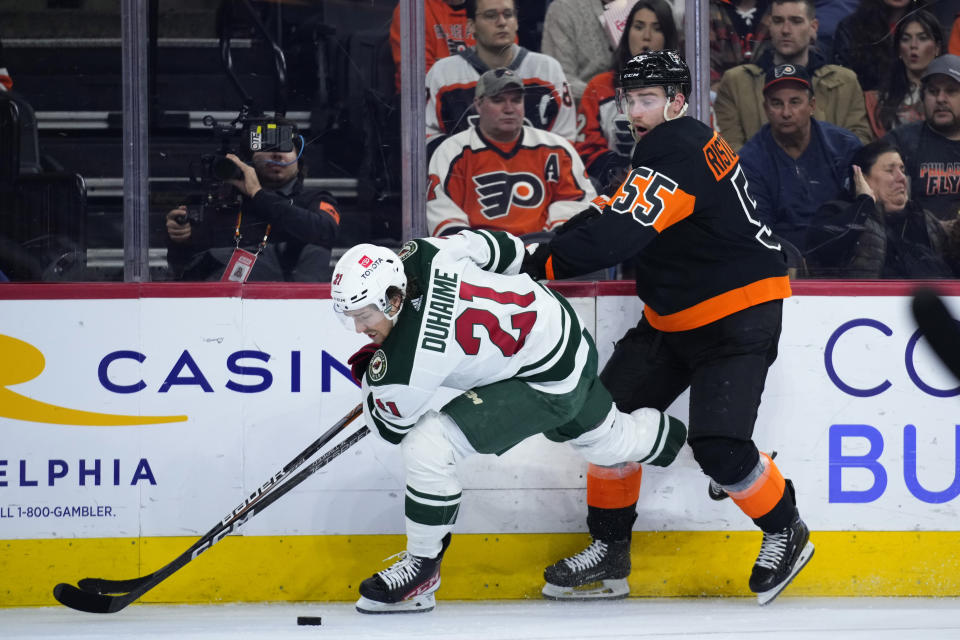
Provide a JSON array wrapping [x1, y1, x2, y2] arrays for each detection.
[[3, 598, 959, 640]]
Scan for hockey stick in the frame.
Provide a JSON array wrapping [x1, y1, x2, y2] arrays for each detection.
[[73, 402, 363, 596], [912, 288, 960, 382], [53, 409, 367, 614]]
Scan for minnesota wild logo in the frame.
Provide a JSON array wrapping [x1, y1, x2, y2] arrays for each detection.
[[369, 349, 388, 382]]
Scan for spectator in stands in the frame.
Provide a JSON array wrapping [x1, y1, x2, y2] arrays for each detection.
[[739, 63, 863, 251], [832, 0, 929, 92], [425, 0, 576, 156], [165, 129, 341, 282], [577, 0, 679, 191], [864, 10, 943, 138], [426, 68, 596, 237], [715, 0, 872, 151], [884, 54, 960, 222], [542, 0, 626, 102], [711, 0, 771, 88], [805, 140, 960, 277], [389, 0, 477, 93], [813, 0, 857, 60]]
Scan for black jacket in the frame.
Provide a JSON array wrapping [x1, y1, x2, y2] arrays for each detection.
[[167, 178, 340, 282], [805, 195, 959, 278]]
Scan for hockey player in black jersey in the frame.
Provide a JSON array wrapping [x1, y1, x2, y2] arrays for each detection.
[[523, 50, 814, 606]]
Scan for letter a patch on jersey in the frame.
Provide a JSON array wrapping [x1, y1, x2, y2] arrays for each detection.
[[473, 171, 545, 219], [544, 153, 559, 183]]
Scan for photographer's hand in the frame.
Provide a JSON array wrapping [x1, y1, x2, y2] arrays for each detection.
[[166, 206, 192, 243], [225, 153, 262, 199]]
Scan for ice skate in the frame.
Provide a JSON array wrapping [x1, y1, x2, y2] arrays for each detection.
[[541, 537, 631, 600], [749, 515, 814, 605], [355, 533, 452, 614]]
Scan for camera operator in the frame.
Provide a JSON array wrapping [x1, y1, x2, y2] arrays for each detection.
[[165, 127, 341, 282]]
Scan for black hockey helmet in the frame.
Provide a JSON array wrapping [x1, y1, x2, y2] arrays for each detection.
[[618, 49, 691, 100]]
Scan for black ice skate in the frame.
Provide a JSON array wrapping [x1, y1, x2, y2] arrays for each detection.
[[749, 515, 814, 605], [541, 537, 631, 600], [355, 533, 452, 614]]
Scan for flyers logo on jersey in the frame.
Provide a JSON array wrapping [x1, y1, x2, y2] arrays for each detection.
[[472, 171, 545, 219]]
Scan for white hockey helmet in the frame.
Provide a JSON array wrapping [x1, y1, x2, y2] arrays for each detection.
[[331, 244, 407, 324]]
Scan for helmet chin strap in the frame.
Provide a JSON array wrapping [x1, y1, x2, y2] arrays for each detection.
[[629, 96, 688, 142], [663, 97, 688, 122]]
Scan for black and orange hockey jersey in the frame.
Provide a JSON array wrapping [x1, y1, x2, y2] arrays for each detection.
[[547, 116, 791, 332], [427, 125, 596, 236]]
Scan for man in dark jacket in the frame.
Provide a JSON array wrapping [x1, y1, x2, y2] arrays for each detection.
[[165, 136, 340, 282], [884, 54, 960, 222], [714, 0, 871, 150], [739, 63, 862, 252]]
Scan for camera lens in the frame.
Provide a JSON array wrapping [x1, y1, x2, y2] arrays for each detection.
[[212, 155, 242, 181]]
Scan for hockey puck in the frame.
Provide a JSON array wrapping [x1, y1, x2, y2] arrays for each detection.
[[297, 616, 322, 626]]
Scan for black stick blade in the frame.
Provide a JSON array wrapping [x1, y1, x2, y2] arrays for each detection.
[[78, 576, 150, 595], [912, 288, 960, 381], [53, 583, 129, 614]]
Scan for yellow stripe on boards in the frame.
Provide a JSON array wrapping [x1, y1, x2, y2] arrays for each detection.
[[4, 532, 960, 607]]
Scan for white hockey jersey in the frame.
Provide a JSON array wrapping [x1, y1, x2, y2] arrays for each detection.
[[425, 45, 576, 144], [361, 230, 588, 445]]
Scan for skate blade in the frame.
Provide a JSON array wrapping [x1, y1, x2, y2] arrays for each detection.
[[541, 578, 630, 601], [355, 593, 436, 614], [756, 541, 815, 606]]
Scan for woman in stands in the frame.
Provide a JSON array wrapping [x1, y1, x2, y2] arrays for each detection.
[[833, 0, 934, 92], [864, 9, 944, 138], [805, 139, 960, 278], [574, 0, 678, 193]]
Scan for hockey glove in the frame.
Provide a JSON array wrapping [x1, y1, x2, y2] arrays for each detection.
[[556, 195, 609, 236], [521, 242, 552, 281], [347, 343, 381, 385]]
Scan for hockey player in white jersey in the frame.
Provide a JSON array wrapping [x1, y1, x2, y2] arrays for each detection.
[[331, 229, 688, 614]]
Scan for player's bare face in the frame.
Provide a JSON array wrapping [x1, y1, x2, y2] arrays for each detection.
[[251, 149, 299, 189], [344, 304, 394, 343], [923, 76, 960, 139], [769, 2, 817, 61], [763, 85, 814, 137], [477, 90, 525, 141], [865, 151, 909, 214], [472, 0, 516, 52], [628, 8, 665, 56], [620, 87, 668, 139]]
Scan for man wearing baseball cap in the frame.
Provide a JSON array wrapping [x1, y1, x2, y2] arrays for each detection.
[[738, 63, 863, 252], [885, 54, 960, 221], [715, 0, 871, 151], [426, 67, 596, 237]]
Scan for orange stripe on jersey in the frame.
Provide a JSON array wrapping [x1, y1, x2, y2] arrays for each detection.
[[644, 276, 792, 332], [545, 255, 556, 280], [587, 463, 643, 509], [727, 453, 786, 519], [702, 131, 739, 182]]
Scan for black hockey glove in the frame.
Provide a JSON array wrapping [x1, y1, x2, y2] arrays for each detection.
[[556, 195, 609, 236], [521, 242, 552, 281], [347, 343, 381, 385]]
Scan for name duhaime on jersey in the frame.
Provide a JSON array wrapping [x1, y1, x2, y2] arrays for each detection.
[[362, 231, 584, 445]]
